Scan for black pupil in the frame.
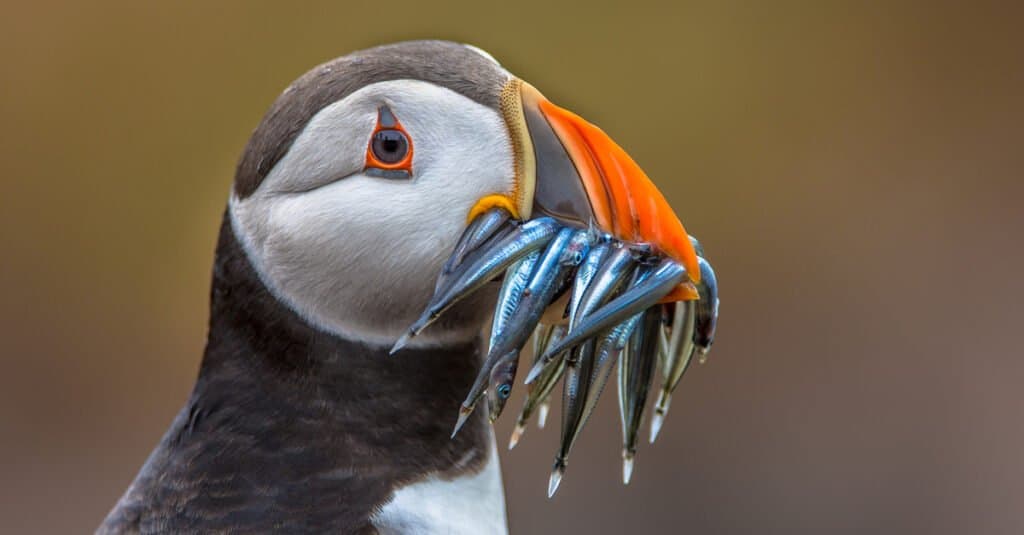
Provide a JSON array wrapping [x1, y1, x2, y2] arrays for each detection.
[[498, 385, 511, 398], [372, 130, 408, 164]]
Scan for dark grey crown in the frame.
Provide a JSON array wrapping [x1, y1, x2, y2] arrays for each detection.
[[234, 40, 508, 198]]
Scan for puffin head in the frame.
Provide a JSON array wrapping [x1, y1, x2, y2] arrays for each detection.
[[230, 40, 698, 348]]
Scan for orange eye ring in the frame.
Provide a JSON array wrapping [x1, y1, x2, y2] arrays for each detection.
[[365, 106, 414, 178]]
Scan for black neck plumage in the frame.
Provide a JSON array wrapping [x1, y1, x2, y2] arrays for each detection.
[[111, 212, 491, 532]]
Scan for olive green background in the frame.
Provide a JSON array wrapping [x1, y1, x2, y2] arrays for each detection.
[[2, 2, 1022, 533]]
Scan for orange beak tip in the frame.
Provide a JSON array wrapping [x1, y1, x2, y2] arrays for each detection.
[[658, 282, 700, 304], [678, 250, 701, 284]]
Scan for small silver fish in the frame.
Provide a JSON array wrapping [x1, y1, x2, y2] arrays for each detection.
[[450, 250, 542, 437], [655, 303, 671, 379], [490, 251, 541, 352], [452, 228, 590, 437], [435, 216, 514, 294], [532, 258, 688, 373], [578, 314, 642, 438], [650, 251, 719, 442], [693, 255, 719, 363], [532, 323, 555, 359], [548, 339, 596, 497], [548, 252, 652, 496], [650, 299, 696, 443], [548, 310, 643, 496], [526, 245, 636, 384], [481, 252, 541, 425], [618, 306, 661, 484], [510, 324, 568, 449], [392, 217, 560, 354], [575, 245, 636, 324], [486, 351, 519, 422], [487, 228, 590, 360], [443, 207, 511, 277], [568, 241, 611, 327]]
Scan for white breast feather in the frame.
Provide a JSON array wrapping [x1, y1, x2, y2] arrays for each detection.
[[372, 437, 508, 534]]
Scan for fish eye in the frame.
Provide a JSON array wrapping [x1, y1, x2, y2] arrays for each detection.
[[572, 251, 584, 264], [497, 384, 512, 399], [371, 130, 409, 164]]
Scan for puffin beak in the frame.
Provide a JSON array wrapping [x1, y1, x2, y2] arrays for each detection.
[[505, 79, 701, 287]]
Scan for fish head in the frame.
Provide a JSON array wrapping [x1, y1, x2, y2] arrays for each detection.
[[557, 229, 593, 268], [486, 353, 519, 422]]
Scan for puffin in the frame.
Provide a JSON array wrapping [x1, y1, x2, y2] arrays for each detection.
[[99, 40, 702, 534]]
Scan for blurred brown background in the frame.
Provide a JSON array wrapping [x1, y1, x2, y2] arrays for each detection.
[[2, 1, 1022, 533]]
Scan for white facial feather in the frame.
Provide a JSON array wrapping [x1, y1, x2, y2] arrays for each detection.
[[231, 79, 516, 346]]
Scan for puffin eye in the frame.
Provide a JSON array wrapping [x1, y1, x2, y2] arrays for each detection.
[[365, 105, 414, 179], [371, 130, 409, 164], [497, 384, 512, 399]]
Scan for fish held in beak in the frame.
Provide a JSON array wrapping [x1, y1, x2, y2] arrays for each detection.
[[618, 305, 662, 484], [452, 228, 591, 438], [435, 207, 512, 292], [510, 323, 568, 450], [391, 215, 559, 354], [535, 258, 688, 365], [397, 76, 723, 491], [486, 353, 518, 423], [694, 255, 720, 362], [650, 250, 720, 442], [651, 299, 697, 444], [524, 243, 636, 384]]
